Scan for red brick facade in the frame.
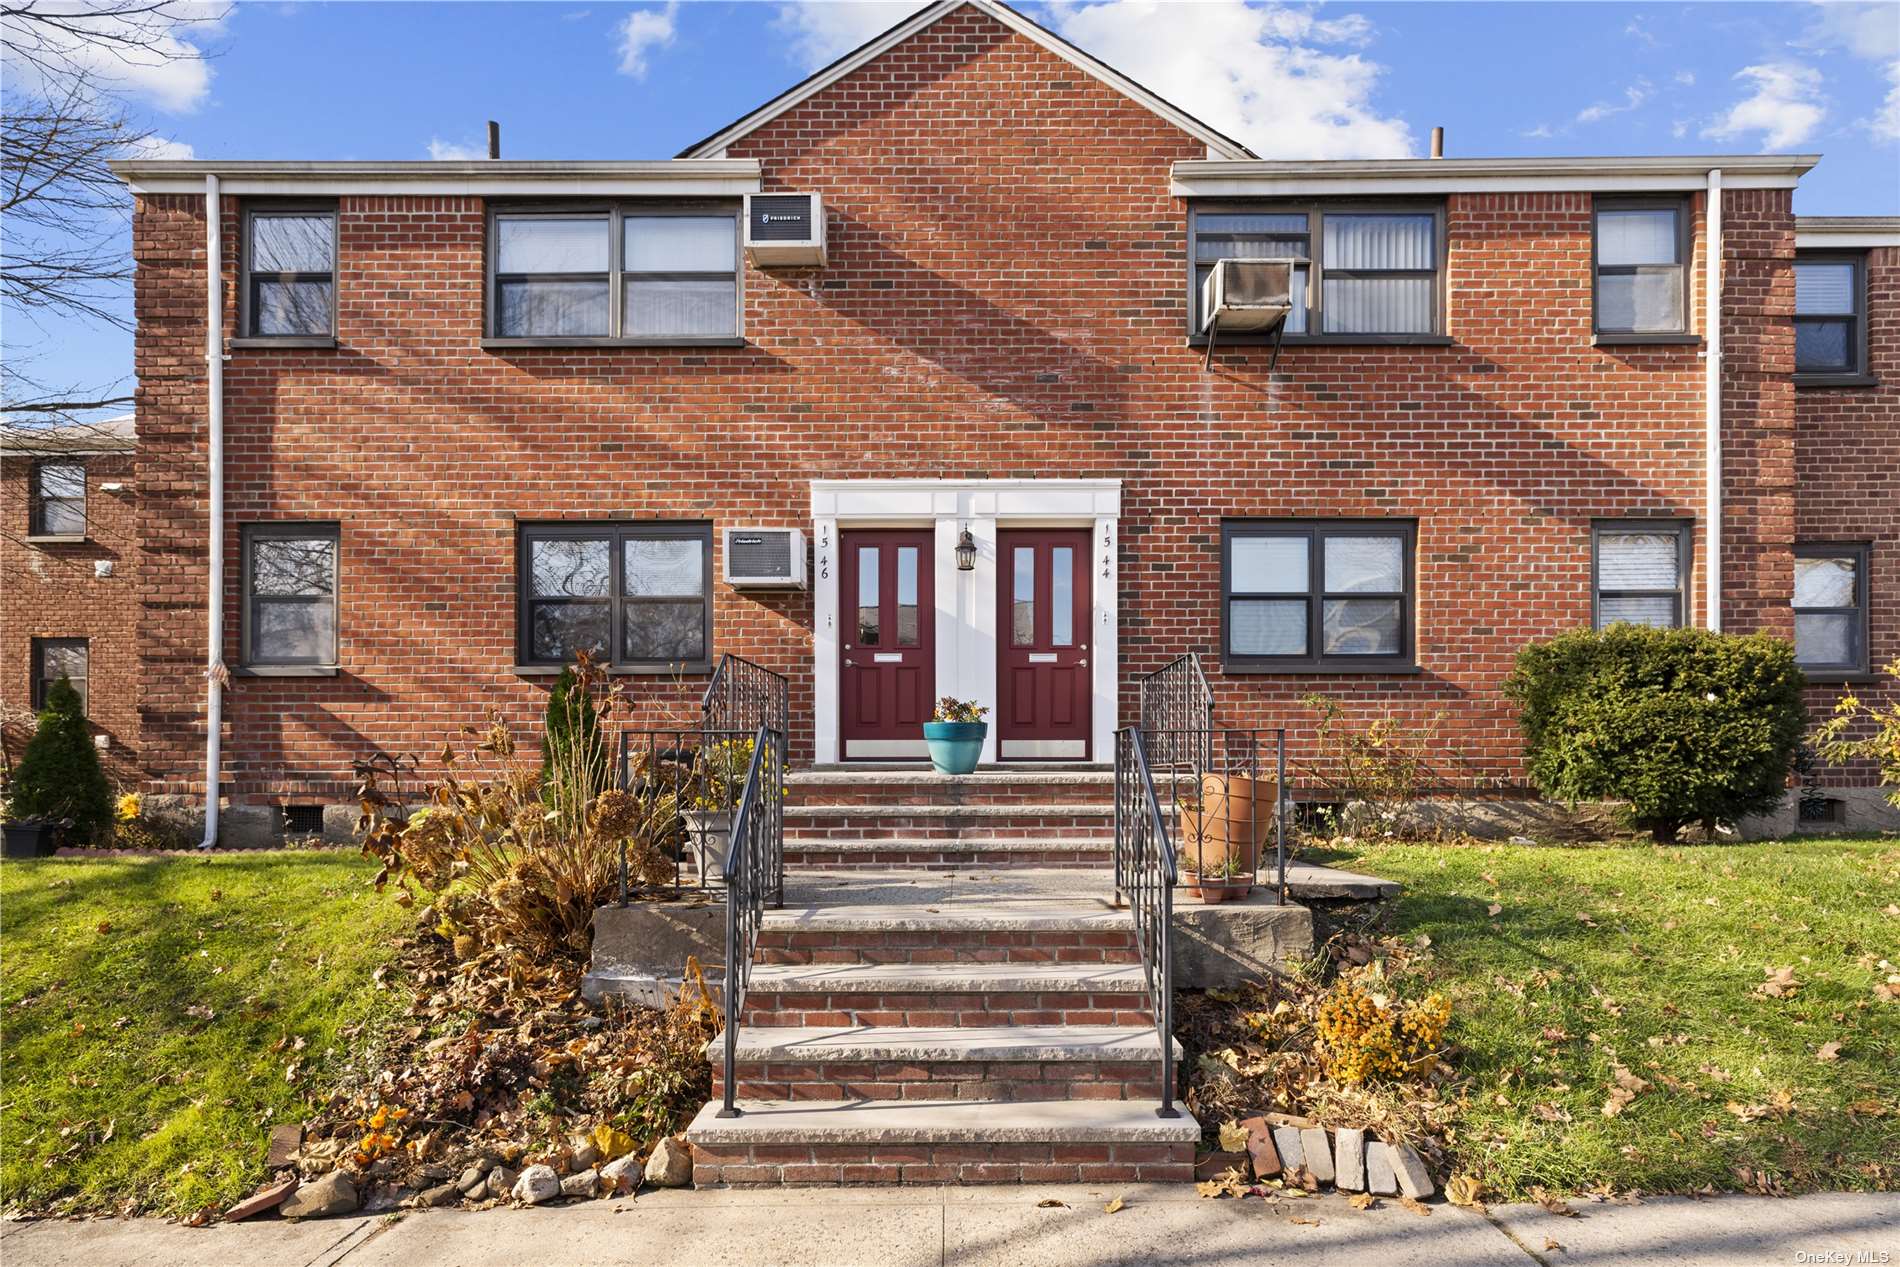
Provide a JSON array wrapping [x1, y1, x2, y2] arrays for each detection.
[[60, 5, 1890, 829], [1, 444, 141, 788]]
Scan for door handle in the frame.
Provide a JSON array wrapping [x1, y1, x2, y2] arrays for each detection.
[[844, 658, 855, 667], [1079, 658, 1088, 667]]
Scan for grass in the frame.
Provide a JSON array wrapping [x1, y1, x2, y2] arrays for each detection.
[[1320, 834, 1900, 1198], [0, 851, 408, 1216]]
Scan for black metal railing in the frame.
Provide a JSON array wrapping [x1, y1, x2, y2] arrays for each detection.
[[1138, 652, 1214, 770], [701, 653, 789, 751], [613, 726, 765, 900], [717, 722, 783, 1118], [1115, 726, 1179, 1119]]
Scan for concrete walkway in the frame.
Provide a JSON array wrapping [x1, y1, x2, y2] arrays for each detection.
[[4, 1186, 1895, 1267]]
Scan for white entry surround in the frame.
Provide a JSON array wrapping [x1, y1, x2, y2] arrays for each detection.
[[811, 479, 1121, 766]]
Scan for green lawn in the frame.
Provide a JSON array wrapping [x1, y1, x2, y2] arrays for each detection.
[[0, 851, 407, 1216], [1321, 835, 1900, 1198]]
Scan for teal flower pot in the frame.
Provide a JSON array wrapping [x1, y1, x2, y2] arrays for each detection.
[[922, 721, 987, 775]]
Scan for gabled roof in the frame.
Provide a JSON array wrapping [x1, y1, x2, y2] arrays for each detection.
[[677, 0, 1257, 161]]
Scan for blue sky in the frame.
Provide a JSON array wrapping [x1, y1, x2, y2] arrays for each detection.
[[7, 0, 1898, 413]]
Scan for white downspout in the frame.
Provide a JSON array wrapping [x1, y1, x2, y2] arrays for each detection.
[[200, 173, 225, 849], [1704, 168, 1723, 631]]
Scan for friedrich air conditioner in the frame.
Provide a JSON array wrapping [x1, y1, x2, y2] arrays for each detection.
[[723, 528, 808, 589], [1201, 257, 1296, 333], [743, 193, 826, 267]]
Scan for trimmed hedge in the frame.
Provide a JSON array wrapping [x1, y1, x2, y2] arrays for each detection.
[[1505, 625, 1806, 842]]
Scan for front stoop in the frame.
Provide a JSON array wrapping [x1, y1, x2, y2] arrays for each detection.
[[685, 1099, 1200, 1186]]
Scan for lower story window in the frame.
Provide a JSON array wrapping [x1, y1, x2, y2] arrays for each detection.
[[1593, 521, 1689, 629], [31, 637, 88, 712], [1221, 520, 1416, 671], [1793, 543, 1870, 674], [518, 522, 712, 669], [243, 524, 339, 666]]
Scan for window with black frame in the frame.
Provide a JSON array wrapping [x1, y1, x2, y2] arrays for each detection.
[[518, 523, 712, 670], [243, 525, 339, 667], [31, 638, 88, 712], [1794, 254, 1867, 381], [489, 208, 739, 342], [1221, 520, 1415, 671], [1793, 544, 1870, 674], [29, 460, 85, 536], [1593, 521, 1689, 629], [1593, 199, 1689, 337], [1190, 206, 1442, 340], [244, 207, 336, 338]]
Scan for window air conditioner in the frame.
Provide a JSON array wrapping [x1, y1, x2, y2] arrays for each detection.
[[723, 527, 808, 589], [743, 193, 826, 267], [1201, 258, 1295, 333]]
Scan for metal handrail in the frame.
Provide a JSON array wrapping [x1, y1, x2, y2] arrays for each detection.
[[1137, 653, 1214, 776], [716, 721, 782, 1118], [700, 653, 788, 907], [1115, 726, 1179, 1119]]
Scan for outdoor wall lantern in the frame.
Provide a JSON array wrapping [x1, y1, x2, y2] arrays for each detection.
[[955, 527, 978, 571]]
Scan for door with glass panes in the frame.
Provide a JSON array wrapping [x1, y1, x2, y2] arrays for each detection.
[[996, 529, 1091, 761], [839, 531, 934, 760]]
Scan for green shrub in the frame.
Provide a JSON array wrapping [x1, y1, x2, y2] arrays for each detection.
[[1812, 658, 1900, 809], [5, 678, 113, 844], [541, 662, 607, 811], [1504, 625, 1806, 842]]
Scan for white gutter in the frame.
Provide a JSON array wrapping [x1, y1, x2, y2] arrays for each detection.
[[1704, 168, 1723, 632], [200, 174, 225, 849]]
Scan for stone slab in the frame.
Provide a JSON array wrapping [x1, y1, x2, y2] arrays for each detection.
[[1390, 1143, 1434, 1199], [1269, 1125, 1304, 1172], [712, 1025, 1179, 1063], [1170, 895, 1314, 986], [1238, 1117, 1280, 1177], [1333, 1128, 1366, 1192], [1279, 862, 1401, 900], [1299, 1128, 1334, 1183], [685, 1098, 1202, 1146], [586, 897, 726, 983], [749, 961, 1146, 994], [789, 803, 1112, 819], [1366, 1141, 1399, 1195]]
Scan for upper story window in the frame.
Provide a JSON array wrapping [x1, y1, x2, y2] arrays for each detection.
[[1793, 544, 1870, 675], [487, 206, 740, 344], [31, 637, 88, 712], [1794, 253, 1869, 383], [1593, 199, 1690, 339], [1593, 521, 1689, 629], [242, 524, 339, 668], [517, 522, 712, 671], [242, 206, 337, 339], [29, 460, 85, 537], [1221, 519, 1416, 672], [1190, 205, 1443, 342]]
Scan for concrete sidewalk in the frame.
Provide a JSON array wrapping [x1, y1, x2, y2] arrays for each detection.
[[2, 1185, 1895, 1267]]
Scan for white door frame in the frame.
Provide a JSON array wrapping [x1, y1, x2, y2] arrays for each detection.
[[811, 479, 1120, 766]]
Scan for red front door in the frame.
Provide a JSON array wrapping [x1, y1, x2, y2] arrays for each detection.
[[840, 531, 935, 761], [997, 529, 1091, 762]]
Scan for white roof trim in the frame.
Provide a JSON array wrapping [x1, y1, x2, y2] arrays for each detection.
[[111, 159, 762, 197], [678, 0, 1254, 162], [1796, 217, 1900, 249], [1172, 154, 1817, 198]]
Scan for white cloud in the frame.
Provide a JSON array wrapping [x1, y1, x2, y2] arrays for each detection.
[[123, 135, 195, 160], [1703, 62, 1827, 150], [1576, 80, 1652, 125], [1801, 1, 1900, 61], [427, 137, 487, 161], [1671, 118, 1689, 139], [1874, 61, 1900, 142], [1521, 123, 1555, 140], [0, 2, 225, 113], [1674, 69, 1695, 86], [773, 2, 931, 70], [1044, 0, 1412, 159], [1624, 16, 1659, 49], [615, 1, 678, 79]]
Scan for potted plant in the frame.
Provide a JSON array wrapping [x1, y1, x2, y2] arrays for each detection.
[[4, 678, 111, 858], [1176, 772, 1274, 876], [684, 736, 761, 882], [1182, 850, 1252, 903], [922, 697, 989, 775]]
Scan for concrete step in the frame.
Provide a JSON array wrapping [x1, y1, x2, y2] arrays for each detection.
[[758, 889, 1137, 966], [785, 836, 1112, 869], [787, 768, 1115, 809], [785, 803, 1114, 842], [743, 961, 1150, 1026], [685, 1097, 1200, 1186]]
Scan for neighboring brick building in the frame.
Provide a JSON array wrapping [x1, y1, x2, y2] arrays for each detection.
[[46, 0, 1894, 842], [0, 415, 141, 788]]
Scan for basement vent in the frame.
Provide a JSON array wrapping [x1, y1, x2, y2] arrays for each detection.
[[1797, 797, 1842, 824], [281, 804, 325, 835], [724, 527, 808, 589], [743, 193, 826, 267]]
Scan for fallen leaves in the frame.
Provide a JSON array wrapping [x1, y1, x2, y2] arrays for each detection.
[[1532, 1187, 1578, 1218], [1446, 1174, 1484, 1207], [1602, 1066, 1651, 1118], [1216, 1120, 1250, 1153], [1104, 1197, 1125, 1214], [1346, 1193, 1376, 1210], [1399, 1195, 1432, 1217], [1815, 1041, 1842, 1063], [1036, 1198, 1068, 1209], [1756, 966, 1800, 999]]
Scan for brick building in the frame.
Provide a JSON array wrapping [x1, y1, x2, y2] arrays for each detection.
[[8, 0, 1889, 842]]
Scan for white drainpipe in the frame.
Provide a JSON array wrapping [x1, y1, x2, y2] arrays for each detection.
[[1704, 167, 1723, 632], [200, 173, 225, 849]]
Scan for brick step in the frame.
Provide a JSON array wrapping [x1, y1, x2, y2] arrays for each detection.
[[743, 961, 1150, 1026], [783, 836, 1112, 869], [757, 899, 1137, 965], [785, 803, 1114, 841], [685, 1098, 1200, 1187], [786, 768, 1115, 809], [708, 1025, 1175, 1102]]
